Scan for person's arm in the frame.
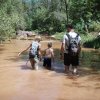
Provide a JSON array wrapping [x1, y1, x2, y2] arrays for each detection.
[[18, 44, 32, 56], [78, 42, 81, 54], [38, 44, 42, 61], [60, 34, 66, 53], [78, 36, 81, 54], [61, 42, 64, 53], [60, 43, 64, 60], [51, 49, 54, 62], [60, 35, 66, 59]]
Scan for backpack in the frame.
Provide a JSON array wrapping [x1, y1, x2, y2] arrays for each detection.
[[29, 41, 39, 56], [66, 34, 79, 56]]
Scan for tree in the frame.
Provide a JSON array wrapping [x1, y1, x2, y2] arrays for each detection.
[[0, 0, 27, 40]]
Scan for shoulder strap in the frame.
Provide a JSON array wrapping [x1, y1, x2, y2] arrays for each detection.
[[66, 33, 69, 39], [65, 34, 71, 49], [66, 34, 70, 42], [76, 34, 79, 39]]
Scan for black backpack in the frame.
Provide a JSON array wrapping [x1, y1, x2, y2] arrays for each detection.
[[66, 34, 79, 56]]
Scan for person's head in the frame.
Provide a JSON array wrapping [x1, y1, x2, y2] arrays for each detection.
[[66, 24, 74, 32], [48, 42, 52, 48], [34, 36, 41, 42]]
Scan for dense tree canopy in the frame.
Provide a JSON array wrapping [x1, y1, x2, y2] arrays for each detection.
[[0, 0, 100, 39]]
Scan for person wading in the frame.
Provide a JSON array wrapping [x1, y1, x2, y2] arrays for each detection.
[[60, 24, 81, 75], [43, 42, 54, 70], [18, 37, 41, 70]]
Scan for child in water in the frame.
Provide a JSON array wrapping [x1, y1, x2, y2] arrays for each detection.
[[43, 42, 54, 70], [18, 37, 41, 70]]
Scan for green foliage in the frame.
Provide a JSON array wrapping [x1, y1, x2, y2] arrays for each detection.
[[53, 32, 64, 40], [0, 0, 100, 48], [80, 34, 94, 44], [89, 21, 100, 32], [83, 37, 100, 48], [31, 5, 66, 34], [80, 50, 100, 70], [0, 0, 27, 40]]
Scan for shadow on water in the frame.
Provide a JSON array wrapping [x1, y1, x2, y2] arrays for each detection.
[[52, 49, 65, 74], [53, 62, 64, 74], [14, 48, 100, 77], [80, 50, 100, 70], [20, 64, 33, 70], [4, 45, 100, 77], [53, 48, 100, 77], [20, 52, 29, 61]]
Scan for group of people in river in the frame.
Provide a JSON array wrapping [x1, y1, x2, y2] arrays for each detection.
[[18, 24, 81, 76]]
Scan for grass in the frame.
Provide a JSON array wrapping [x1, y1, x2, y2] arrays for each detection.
[[53, 32, 64, 40]]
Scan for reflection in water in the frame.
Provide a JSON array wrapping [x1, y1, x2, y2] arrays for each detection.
[[0, 40, 100, 100], [53, 48, 100, 70], [21, 48, 100, 71], [80, 50, 100, 70]]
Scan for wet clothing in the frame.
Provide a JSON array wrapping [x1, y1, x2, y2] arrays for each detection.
[[43, 57, 51, 69], [29, 53, 36, 59], [43, 47, 54, 70], [29, 52, 39, 64], [63, 31, 81, 66], [64, 53, 79, 66]]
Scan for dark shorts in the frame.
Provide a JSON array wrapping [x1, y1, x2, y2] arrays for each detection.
[[64, 53, 79, 66], [29, 54, 35, 59], [43, 57, 51, 69], [29, 53, 38, 59]]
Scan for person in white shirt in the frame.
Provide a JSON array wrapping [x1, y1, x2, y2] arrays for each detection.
[[18, 37, 41, 70], [60, 24, 81, 75]]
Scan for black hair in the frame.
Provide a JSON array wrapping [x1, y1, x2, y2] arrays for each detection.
[[66, 24, 74, 29]]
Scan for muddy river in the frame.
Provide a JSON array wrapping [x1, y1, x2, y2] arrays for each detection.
[[0, 39, 100, 100]]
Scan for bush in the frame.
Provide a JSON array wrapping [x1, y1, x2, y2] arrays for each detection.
[[89, 21, 100, 32], [83, 37, 100, 48], [0, 0, 27, 41]]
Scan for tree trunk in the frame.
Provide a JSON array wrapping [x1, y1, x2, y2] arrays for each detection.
[[63, 0, 70, 24]]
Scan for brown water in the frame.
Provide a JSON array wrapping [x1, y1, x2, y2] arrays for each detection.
[[0, 39, 100, 100]]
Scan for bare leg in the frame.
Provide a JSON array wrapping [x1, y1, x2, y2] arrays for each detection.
[[34, 56, 39, 70], [30, 58, 35, 69], [34, 60, 39, 70], [65, 65, 69, 73]]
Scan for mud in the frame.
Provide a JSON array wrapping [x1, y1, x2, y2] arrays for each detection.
[[0, 39, 100, 100]]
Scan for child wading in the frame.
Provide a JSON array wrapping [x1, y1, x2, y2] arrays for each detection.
[[43, 42, 54, 70], [18, 37, 41, 70]]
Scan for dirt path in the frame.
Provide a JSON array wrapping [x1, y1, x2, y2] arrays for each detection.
[[0, 40, 100, 100]]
